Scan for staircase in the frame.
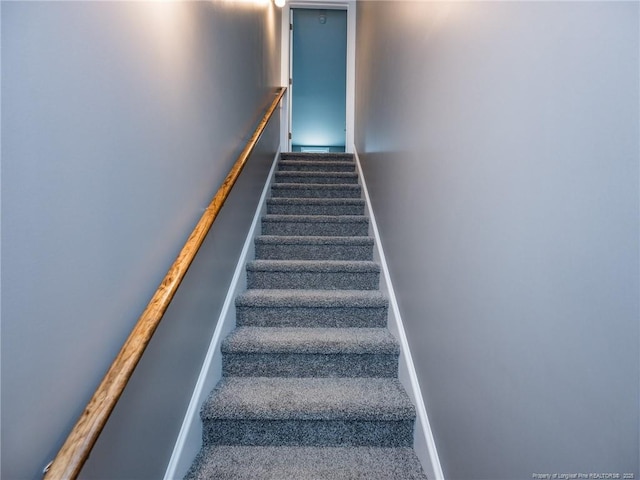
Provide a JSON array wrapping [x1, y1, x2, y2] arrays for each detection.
[[185, 152, 428, 479]]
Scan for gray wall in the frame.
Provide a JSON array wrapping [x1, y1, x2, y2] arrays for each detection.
[[1, 2, 281, 478], [355, 2, 639, 479]]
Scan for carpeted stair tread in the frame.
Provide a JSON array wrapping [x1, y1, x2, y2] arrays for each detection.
[[222, 327, 399, 355], [266, 198, 365, 216], [262, 215, 369, 237], [271, 183, 362, 198], [223, 353, 398, 378], [246, 260, 380, 290], [236, 289, 387, 308], [267, 197, 365, 207], [275, 171, 359, 184], [255, 235, 373, 247], [255, 235, 374, 261], [201, 377, 415, 421], [235, 289, 388, 328], [221, 327, 400, 377], [280, 152, 354, 162], [202, 419, 413, 448], [278, 160, 356, 172], [247, 259, 380, 273], [263, 214, 368, 224], [185, 446, 428, 480]]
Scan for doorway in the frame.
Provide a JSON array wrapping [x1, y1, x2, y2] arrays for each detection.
[[281, 3, 354, 153], [290, 8, 347, 152]]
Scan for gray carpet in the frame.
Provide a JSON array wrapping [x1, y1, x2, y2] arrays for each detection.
[[266, 198, 365, 215], [187, 446, 427, 480], [254, 235, 373, 261], [262, 214, 369, 237], [185, 152, 427, 479]]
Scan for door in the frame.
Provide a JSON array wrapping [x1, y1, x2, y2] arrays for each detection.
[[290, 8, 347, 152]]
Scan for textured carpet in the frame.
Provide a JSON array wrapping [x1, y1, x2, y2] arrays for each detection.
[[185, 152, 427, 479], [186, 446, 426, 480]]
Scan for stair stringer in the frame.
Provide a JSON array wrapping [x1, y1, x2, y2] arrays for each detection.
[[353, 148, 446, 480], [163, 149, 281, 480]]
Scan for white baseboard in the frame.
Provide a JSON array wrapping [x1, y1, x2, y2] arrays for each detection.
[[353, 147, 445, 480], [163, 149, 281, 480]]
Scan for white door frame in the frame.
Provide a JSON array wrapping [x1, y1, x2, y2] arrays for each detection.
[[280, 0, 356, 153]]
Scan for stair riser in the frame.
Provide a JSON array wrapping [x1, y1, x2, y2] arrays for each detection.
[[222, 353, 399, 377], [255, 243, 373, 261], [278, 162, 355, 172], [266, 202, 364, 216], [236, 306, 388, 328], [247, 270, 379, 290], [262, 221, 369, 237], [271, 185, 361, 199], [185, 446, 428, 480], [280, 153, 354, 162], [274, 173, 359, 184], [203, 419, 414, 447]]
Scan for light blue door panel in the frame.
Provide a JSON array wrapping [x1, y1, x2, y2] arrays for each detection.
[[292, 8, 347, 150]]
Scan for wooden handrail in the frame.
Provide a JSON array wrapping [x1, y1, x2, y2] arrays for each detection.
[[44, 86, 286, 480]]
